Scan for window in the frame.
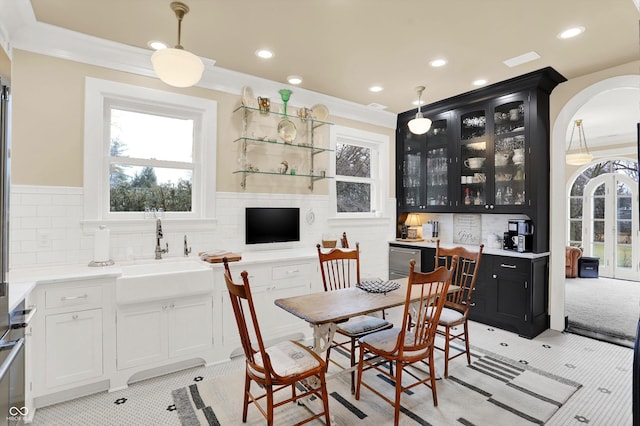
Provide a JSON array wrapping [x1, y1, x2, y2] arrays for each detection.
[[330, 126, 388, 216], [84, 78, 217, 229]]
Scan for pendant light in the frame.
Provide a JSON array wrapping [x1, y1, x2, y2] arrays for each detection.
[[151, 2, 204, 88], [566, 119, 593, 165], [408, 86, 432, 135]]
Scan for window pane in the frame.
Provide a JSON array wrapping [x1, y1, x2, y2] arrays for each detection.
[[592, 197, 605, 219], [570, 174, 589, 196], [593, 220, 604, 243], [569, 198, 583, 219], [337, 182, 370, 212], [593, 182, 605, 196], [336, 144, 370, 178], [618, 196, 632, 219], [569, 220, 582, 241], [111, 109, 194, 162], [110, 165, 192, 212]]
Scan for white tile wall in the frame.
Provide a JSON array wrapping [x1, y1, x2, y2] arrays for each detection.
[[8, 186, 396, 280]]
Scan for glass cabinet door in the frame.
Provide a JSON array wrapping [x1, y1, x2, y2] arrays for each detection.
[[493, 99, 526, 206], [425, 118, 449, 206], [459, 109, 488, 207], [401, 134, 426, 208]]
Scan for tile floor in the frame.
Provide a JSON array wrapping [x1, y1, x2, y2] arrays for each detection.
[[30, 321, 635, 425]]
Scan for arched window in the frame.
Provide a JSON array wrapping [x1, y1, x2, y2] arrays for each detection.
[[568, 160, 639, 280]]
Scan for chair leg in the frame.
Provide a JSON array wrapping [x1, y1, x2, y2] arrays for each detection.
[[266, 385, 274, 426], [355, 345, 365, 400], [242, 373, 250, 422], [444, 325, 451, 378], [350, 337, 356, 394], [429, 351, 438, 406], [319, 370, 331, 425], [464, 321, 471, 365], [325, 346, 331, 372], [394, 362, 403, 426]]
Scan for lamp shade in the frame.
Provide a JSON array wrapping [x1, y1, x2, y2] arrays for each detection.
[[405, 213, 422, 227], [151, 48, 204, 88], [408, 113, 432, 135]]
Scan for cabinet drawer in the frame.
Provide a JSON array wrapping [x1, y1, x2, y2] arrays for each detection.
[[45, 286, 103, 310], [493, 257, 530, 275], [272, 263, 311, 281]]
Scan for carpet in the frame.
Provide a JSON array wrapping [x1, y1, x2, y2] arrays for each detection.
[[172, 347, 581, 425], [565, 277, 640, 341]]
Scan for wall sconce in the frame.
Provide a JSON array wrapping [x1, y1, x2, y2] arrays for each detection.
[[404, 213, 422, 239], [408, 86, 432, 135], [151, 2, 204, 88], [566, 119, 593, 165]]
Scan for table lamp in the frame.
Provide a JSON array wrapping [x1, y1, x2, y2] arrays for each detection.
[[405, 213, 422, 239]]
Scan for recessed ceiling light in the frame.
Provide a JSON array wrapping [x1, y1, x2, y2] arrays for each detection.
[[369, 86, 384, 92], [430, 59, 447, 67], [287, 75, 302, 85], [473, 79, 487, 86], [255, 49, 274, 59], [558, 26, 585, 39], [147, 40, 167, 50]]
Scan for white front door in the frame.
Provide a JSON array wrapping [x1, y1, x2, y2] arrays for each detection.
[[583, 174, 639, 280]]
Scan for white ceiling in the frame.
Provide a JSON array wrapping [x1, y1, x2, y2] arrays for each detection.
[[11, 1, 640, 148]]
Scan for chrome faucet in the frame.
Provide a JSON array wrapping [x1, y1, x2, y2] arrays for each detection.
[[183, 235, 192, 257], [155, 219, 169, 259]]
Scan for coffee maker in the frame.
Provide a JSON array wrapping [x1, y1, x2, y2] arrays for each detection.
[[504, 219, 534, 252]]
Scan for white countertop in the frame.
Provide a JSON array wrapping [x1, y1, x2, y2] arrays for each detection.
[[389, 240, 549, 259], [6, 249, 321, 310]]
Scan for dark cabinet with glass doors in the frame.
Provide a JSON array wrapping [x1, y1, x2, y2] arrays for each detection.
[[395, 67, 566, 253]]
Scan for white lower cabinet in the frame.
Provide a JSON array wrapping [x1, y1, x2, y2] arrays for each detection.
[[221, 260, 318, 354], [45, 308, 103, 388], [116, 296, 213, 370]]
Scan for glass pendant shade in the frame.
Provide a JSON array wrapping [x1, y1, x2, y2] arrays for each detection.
[[565, 119, 592, 165], [566, 152, 593, 166], [151, 2, 204, 88], [151, 48, 204, 87], [408, 113, 432, 135]]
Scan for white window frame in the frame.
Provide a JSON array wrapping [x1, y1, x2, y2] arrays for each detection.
[[83, 78, 217, 232], [329, 125, 388, 218]]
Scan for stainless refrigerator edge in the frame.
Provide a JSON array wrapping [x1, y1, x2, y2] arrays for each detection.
[[0, 77, 27, 426]]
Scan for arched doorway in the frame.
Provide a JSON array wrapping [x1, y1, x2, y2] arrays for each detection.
[[549, 74, 640, 332]]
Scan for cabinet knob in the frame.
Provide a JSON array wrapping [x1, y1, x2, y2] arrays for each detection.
[[170, 303, 175, 309], [72, 314, 78, 320], [492, 274, 497, 279], [484, 205, 489, 210], [490, 205, 495, 210]]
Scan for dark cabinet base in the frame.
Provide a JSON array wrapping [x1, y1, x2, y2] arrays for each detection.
[[470, 254, 549, 338]]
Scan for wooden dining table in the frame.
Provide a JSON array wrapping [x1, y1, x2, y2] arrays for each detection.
[[275, 277, 460, 356]]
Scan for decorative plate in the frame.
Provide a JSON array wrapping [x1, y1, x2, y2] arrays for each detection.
[[357, 278, 400, 294], [311, 104, 329, 121], [241, 86, 257, 108], [305, 209, 315, 225]]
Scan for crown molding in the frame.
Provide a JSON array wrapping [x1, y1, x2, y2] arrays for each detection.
[[0, 0, 396, 129]]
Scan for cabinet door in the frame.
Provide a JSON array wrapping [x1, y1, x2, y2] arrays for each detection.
[[492, 92, 529, 210], [45, 309, 103, 388], [425, 112, 452, 209], [397, 118, 427, 210], [457, 106, 491, 210], [492, 257, 530, 333], [168, 297, 213, 358], [116, 304, 167, 370]]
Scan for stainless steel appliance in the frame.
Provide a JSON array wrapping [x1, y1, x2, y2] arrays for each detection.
[[0, 78, 29, 425], [389, 246, 421, 280], [506, 219, 534, 253]]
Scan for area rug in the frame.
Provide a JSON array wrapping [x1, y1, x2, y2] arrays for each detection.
[[172, 347, 581, 425]]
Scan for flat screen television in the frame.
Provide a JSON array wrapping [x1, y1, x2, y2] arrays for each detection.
[[245, 207, 300, 245]]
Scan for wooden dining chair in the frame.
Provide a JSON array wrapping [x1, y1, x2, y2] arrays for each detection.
[[355, 257, 457, 426], [434, 240, 484, 377], [316, 243, 392, 393], [222, 258, 331, 425]]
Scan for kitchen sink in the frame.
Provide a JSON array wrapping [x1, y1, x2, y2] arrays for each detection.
[[116, 259, 214, 305]]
